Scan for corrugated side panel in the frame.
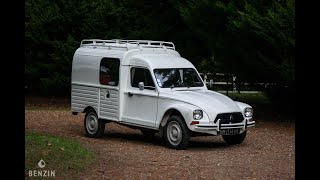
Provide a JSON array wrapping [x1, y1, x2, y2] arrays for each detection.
[[71, 84, 99, 113], [100, 88, 119, 120]]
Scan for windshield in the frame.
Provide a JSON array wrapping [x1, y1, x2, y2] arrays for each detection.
[[154, 68, 204, 88]]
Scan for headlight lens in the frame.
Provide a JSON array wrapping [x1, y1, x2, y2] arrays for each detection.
[[244, 107, 253, 117], [193, 110, 203, 120]]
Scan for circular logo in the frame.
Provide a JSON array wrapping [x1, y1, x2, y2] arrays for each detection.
[[38, 159, 46, 168]]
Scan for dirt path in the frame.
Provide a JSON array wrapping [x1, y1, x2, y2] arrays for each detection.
[[25, 109, 295, 179]]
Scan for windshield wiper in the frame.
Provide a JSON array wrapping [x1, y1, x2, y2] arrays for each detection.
[[181, 82, 192, 88]]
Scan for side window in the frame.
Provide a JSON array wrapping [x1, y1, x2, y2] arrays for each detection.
[[100, 58, 120, 86], [131, 67, 155, 90]]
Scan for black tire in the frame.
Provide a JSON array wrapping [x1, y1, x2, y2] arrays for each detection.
[[222, 130, 247, 145], [164, 115, 190, 150], [140, 129, 156, 137], [84, 109, 105, 138]]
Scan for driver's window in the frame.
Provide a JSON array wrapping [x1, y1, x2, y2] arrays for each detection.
[[131, 67, 155, 90]]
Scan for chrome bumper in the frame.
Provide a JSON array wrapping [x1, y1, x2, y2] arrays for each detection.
[[194, 119, 255, 135]]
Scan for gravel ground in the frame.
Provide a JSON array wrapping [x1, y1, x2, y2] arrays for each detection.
[[25, 109, 295, 180]]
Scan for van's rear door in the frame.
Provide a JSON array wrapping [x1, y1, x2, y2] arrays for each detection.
[[98, 57, 120, 121], [99, 87, 119, 121]]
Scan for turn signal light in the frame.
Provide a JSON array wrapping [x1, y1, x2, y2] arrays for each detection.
[[190, 121, 199, 125]]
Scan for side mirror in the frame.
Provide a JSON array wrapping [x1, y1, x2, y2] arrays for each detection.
[[138, 82, 144, 90]]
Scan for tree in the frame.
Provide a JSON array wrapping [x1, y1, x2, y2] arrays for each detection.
[[25, 0, 134, 95], [228, 0, 295, 83], [178, 0, 295, 83], [178, 0, 295, 109]]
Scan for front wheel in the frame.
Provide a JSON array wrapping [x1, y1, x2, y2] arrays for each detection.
[[84, 109, 105, 138], [164, 115, 190, 150], [222, 131, 247, 145]]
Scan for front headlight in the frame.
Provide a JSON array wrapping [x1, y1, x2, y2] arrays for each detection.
[[193, 109, 203, 120], [244, 107, 253, 117]]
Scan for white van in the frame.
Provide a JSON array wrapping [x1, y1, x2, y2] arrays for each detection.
[[71, 39, 255, 149]]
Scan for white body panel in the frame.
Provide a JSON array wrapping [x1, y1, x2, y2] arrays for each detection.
[[99, 87, 119, 121], [122, 89, 158, 128], [71, 84, 99, 113], [155, 89, 253, 135], [71, 39, 255, 136]]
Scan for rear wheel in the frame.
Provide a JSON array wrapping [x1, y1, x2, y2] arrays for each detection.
[[84, 109, 105, 138], [222, 131, 247, 145], [164, 115, 190, 150]]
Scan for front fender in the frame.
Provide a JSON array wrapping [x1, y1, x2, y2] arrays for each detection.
[[156, 102, 210, 131], [235, 101, 253, 116]]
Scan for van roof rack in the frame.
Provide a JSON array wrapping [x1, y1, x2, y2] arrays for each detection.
[[80, 39, 175, 50]]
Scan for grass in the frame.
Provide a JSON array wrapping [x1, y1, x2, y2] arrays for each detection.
[[222, 92, 271, 105], [221, 91, 295, 122], [25, 132, 95, 179]]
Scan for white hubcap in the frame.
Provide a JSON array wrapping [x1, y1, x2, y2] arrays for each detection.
[[167, 121, 182, 146], [86, 113, 98, 134]]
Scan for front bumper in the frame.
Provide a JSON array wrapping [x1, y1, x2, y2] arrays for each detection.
[[193, 119, 255, 135]]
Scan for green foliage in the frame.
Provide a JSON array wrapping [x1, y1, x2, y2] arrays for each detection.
[[25, 0, 135, 95], [226, 92, 271, 105], [25, 0, 194, 95], [178, 0, 295, 106], [198, 56, 224, 74], [228, 0, 295, 82], [179, 0, 295, 83]]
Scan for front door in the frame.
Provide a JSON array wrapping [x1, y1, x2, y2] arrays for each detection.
[[122, 67, 158, 128]]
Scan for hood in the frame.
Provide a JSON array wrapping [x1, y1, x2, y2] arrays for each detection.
[[160, 89, 242, 120]]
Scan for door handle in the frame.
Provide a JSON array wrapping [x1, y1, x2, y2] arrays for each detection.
[[106, 91, 110, 98], [128, 92, 133, 97]]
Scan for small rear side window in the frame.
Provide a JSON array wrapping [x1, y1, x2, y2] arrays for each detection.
[[100, 58, 120, 86]]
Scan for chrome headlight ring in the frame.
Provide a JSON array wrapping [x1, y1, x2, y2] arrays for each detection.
[[244, 107, 253, 117]]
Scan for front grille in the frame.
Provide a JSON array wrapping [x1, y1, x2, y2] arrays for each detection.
[[214, 112, 244, 124]]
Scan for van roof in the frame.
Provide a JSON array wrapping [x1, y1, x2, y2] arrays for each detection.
[[74, 39, 194, 68], [130, 54, 194, 69], [80, 39, 175, 50]]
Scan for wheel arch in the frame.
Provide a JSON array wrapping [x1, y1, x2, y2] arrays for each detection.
[[160, 108, 184, 128], [158, 103, 199, 129], [83, 106, 98, 114]]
